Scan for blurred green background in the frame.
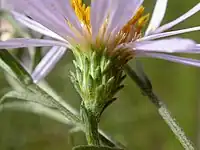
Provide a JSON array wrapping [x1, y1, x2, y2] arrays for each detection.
[[0, 0, 200, 149]]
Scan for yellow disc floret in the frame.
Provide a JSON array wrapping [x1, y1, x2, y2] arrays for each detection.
[[71, 0, 91, 32], [122, 6, 145, 33], [71, 0, 149, 46], [116, 6, 149, 45]]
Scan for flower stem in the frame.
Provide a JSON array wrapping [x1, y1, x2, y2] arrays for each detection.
[[149, 93, 194, 150], [81, 104, 100, 146], [38, 81, 125, 148], [125, 64, 195, 150]]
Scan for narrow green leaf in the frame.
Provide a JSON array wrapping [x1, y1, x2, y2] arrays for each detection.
[[0, 49, 33, 85], [28, 84, 81, 124], [37, 81, 79, 115], [0, 83, 81, 125], [4, 73, 25, 92], [0, 90, 57, 108], [0, 101, 73, 125]]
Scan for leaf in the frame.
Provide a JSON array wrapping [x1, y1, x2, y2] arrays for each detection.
[[0, 49, 33, 85], [0, 90, 58, 108], [4, 73, 25, 92], [72, 145, 123, 150], [37, 81, 79, 115], [0, 101, 73, 125], [0, 85, 81, 125], [27, 84, 81, 124], [0, 78, 81, 125]]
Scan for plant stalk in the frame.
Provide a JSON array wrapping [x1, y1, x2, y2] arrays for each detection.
[[81, 104, 100, 146], [38, 81, 125, 148], [125, 64, 195, 150]]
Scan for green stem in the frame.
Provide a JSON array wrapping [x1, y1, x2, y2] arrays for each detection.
[[125, 64, 195, 150], [81, 104, 100, 146], [150, 93, 194, 150], [38, 81, 125, 148]]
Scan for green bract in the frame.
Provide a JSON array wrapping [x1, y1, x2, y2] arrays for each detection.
[[70, 45, 130, 116]]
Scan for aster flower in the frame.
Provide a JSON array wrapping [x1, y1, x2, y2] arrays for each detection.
[[0, 0, 199, 82], [1, 0, 200, 116], [0, 0, 200, 146]]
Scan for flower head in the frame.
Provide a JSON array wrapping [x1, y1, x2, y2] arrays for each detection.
[[0, 0, 199, 73]]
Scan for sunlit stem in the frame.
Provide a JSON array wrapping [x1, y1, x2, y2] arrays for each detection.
[[125, 64, 195, 150], [37, 81, 125, 148], [81, 104, 100, 146]]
